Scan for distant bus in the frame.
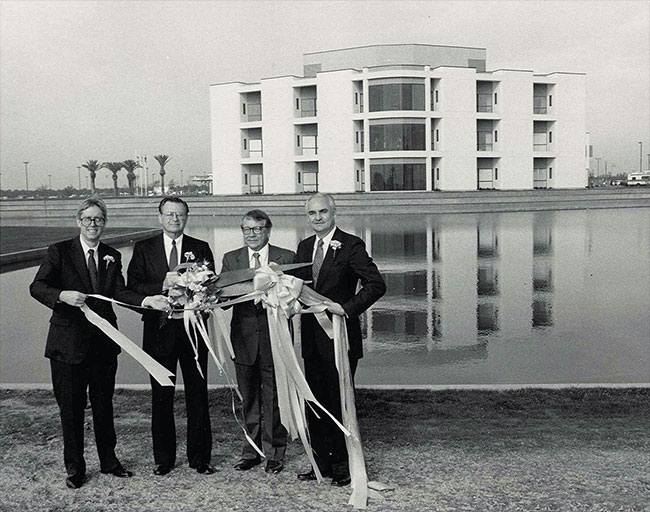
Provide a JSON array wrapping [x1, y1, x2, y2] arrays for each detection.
[[626, 173, 650, 186]]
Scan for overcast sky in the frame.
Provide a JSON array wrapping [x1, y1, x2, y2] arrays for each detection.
[[1, 0, 648, 190]]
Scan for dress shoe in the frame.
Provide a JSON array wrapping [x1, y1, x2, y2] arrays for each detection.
[[196, 463, 217, 475], [331, 475, 352, 487], [101, 465, 133, 478], [65, 474, 84, 489], [153, 464, 172, 476], [265, 460, 283, 474], [234, 458, 261, 471], [297, 468, 331, 481]]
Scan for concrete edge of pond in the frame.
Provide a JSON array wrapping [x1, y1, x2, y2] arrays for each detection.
[[0, 228, 162, 273], [3, 382, 649, 391]]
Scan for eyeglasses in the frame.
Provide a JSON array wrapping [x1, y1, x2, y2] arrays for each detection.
[[241, 226, 266, 235], [161, 212, 187, 219], [80, 217, 105, 227]]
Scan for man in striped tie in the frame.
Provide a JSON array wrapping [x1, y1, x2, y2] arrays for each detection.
[[293, 193, 386, 487], [221, 210, 295, 474]]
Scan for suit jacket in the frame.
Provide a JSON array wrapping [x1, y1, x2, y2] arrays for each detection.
[[221, 244, 295, 366], [293, 227, 386, 361], [30, 237, 145, 364], [127, 233, 214, 354]]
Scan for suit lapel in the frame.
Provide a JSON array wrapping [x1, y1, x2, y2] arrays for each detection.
[[268, 245, 283, 265], [314, 228, 340, 290], [71, 237, 94, 293], [236, 246, 249, 270], [97, 243, 108, 293], [153, 234, 170, 281]]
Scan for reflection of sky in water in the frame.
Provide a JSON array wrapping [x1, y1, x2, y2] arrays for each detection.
[[1, 208, 649, 386]]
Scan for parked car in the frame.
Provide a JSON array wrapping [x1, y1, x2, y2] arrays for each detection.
[[626, 173, 650, 186]]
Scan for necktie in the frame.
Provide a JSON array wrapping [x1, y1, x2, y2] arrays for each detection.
[[253, 252, 261, 269], [169, 240, 178, 270], [312, 239, 324, 285], [87, 249, 98, 292]]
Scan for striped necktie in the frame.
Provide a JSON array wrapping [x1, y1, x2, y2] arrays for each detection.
[[87, 249, 98, 293], [312, 238, 325, 285]]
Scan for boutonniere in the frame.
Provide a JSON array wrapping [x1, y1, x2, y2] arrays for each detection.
[[103, 254, 115, 268], [329, 240, 342, 252], [184, 251, 195, 261]]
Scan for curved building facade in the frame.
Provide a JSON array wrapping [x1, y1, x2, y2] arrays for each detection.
[[209, 44, 587, 194]]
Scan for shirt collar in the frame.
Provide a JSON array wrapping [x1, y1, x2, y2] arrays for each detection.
[[248, 243, 269, 265], [163, 233, 183, 253], [313, 227, 336, 253], [79, 236, 99, 257]]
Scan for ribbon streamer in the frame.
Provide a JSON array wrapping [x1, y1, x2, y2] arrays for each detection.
[[80, 303, 174, 387]]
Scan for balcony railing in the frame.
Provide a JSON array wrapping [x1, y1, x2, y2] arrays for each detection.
[[244, 103, 262, 122], [534, 143, 548, 151], [534, 106, 548, 114], [477, 143, 493, 151]]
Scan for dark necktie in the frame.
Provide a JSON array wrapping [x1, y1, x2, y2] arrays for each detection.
[[253, 252, 261, 269], [169, 240, 178, 270], [312, 239, 325, 285], [87, 249, 98, 293]]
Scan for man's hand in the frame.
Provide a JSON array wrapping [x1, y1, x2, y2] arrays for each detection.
[[142, 295, 169, 310], [59, 290, 87, 307], [324, 300, 346, 316]]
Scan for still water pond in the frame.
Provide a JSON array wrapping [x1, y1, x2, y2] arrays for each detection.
[[1, 208, 649, 386]]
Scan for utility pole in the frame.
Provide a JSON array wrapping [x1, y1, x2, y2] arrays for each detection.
[[23, 161, 29, 190], [77, 166, 81, 190]]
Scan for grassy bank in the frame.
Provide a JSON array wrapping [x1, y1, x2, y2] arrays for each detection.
[[1, 387, 649, 511]]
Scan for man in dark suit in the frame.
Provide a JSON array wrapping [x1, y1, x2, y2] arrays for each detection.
[[293, 193, 385, 487], [30, 197, 167, 489], [221, 210, 295, 475], [127, 197, 215, 476]]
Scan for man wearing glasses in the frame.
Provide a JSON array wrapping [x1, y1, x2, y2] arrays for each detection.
[[221, 210, 295, 474], [30, 197, 167, 489], [127, 197, 216, 476]]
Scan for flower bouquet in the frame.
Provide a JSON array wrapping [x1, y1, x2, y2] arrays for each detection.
[[163, 259, 221, 317]]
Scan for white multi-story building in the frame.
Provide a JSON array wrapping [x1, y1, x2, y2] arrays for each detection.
[[209, 44, 587, 194]]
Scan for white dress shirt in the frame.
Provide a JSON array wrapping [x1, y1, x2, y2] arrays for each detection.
[[163, 233, 184, 267], [312, 227, 336, 262], [79, 236, 99, 269], [248, 243, 269, 268]]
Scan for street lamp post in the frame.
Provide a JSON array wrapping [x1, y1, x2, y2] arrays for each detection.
[[23, 161, 29, 190], [77, 166, 81, 190], [639, 142, 643, 173]]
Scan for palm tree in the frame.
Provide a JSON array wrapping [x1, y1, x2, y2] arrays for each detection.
[[154, 155, 171, 195], [101, 161, 124, 197], [81, 160, 101, 195], [122, 159, 141, 196]]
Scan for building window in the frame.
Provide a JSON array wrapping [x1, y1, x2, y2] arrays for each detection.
[[243, 139, 247, 150], [436, 168, 440, 180], [495, 168, 498, 180], [435, 129, 439, 142], [369, 80, 425, 111], [369, 121, 426, 151], [494, 130, 498, 143], [549, 167, 553, 179], [355, 131, 359, 144], [549, 95, 552, 107], [549, 131, 552, 143], [242, 103, 246, 115], [296, 98, 300, 110], [435, 90, 439, 103], [354, 92, 359, 105], [494, 92, 498, 105], [477, 94, 493, 112], [297, 172, 301, 184], [477, 130, 493, 151], [370, 161, 426, 191], [296, 135, 301, 147], [244, 174, 248, 185]]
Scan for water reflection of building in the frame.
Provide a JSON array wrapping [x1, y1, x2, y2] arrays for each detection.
[[532, 215, 554, 328], [476, 222, 500, 335]]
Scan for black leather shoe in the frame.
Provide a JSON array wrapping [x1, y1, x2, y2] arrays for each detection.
[[101, 465, 133, 478], [196, 463, 216, 475], [265, 460, 283, 474], [234, 458, 261, 471], [153, 464, 172, 476], [65, 474, 84, 489], [297, 468, 331, 481], [331, 475, 352, 487]]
